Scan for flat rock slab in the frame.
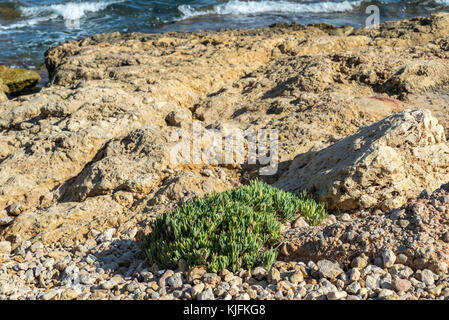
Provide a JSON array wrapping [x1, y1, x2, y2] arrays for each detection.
[[0, 65, 41, 94]]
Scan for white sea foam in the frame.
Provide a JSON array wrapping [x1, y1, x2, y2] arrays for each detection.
[[178, 0, 363, 19], [20, 0, 124, 21], [0, 15, 58, 30]]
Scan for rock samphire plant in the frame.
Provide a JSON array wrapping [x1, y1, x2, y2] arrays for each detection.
[[144, 180, 326, 273]]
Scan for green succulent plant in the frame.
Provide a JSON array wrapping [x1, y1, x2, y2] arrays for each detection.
[[144, 179, 326, 273]]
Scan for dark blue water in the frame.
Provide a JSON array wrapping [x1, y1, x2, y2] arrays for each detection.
[[1, 0, 448, 69]]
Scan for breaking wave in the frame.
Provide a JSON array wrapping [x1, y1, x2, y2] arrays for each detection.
[[178, 0, 364, 20], [19, 0, 124, 21]]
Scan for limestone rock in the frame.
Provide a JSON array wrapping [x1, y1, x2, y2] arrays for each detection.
[[387, 60, 449, 94], [275, 109, 449, 211], [0, 66, 41, 94], [58, 125, 172, 202]]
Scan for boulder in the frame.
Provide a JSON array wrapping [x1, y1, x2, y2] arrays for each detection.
[[275, 109, 449, 211], [0, 65, 41, 94]]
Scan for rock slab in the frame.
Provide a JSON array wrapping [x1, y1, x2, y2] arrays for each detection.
[[275, 109, 449, 211]]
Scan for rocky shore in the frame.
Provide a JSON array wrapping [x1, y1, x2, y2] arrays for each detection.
[[1, 12, 449, 300]]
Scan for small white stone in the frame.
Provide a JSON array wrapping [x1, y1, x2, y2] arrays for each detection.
[[197, 288, 215, 300], [382, 249, 396, 268], [346, 281, 361, 294], [97, 228, 116, 243], [420, 269, 435, 286]]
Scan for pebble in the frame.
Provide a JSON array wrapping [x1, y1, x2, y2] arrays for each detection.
[[30, 242, 43, 253], [378, 289, 395, 298], [365, 275, 380, 290], [97, 228, 116, 243], [268, 268, 281, 284], [167, 273, 183, 290], [292, 217, 309, 228], [61, 289, 79, 300], [290, 271, 304, 284], [346, 281, 361, 294], [420, 269, 435, 286], [197, 288, 215, 300], [158, 270, 174, 287], [187, 266, 207, 282], [429, 285, 443, 296], [382, 249, 396, 268], [351, 256, 368, 269], [251, 267, 267, 280], [327, 291, 347, 300], [317, 260, 343, 279], [236, 293, 250, 300], [102, 275, 124, 290], [348, 268, 361, 281], [203, 273, 221, 287], [191, 283, 205, 298], [392, 277, 412, 292]]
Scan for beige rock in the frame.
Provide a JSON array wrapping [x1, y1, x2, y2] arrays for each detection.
[[268, 267, 281, 284], [387, 60, 449, 94], [275, 109, 449, 211], [187, 266, 207, 283], [327, 291, 348, 300], [1, 196, 123, 248], [191, 283, 205, 298], [61, 289, 79, 300], [292, 217, 309, 229], [0, 65, 41, 94], [351, 256, 368, 269], [392, 277, 412, 292], [289, 271, 304, 284], [317, 260, 343, 279]]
